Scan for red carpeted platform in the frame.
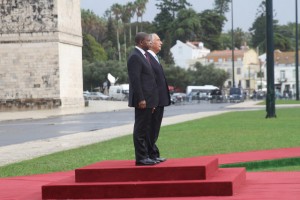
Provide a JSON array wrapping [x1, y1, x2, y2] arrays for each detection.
[[2, 147, 300, 200], [42, 168, 245, 199], [42, 157, 246, 199], [75, 157, 218, 182]]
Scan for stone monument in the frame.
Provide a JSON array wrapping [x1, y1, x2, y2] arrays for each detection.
[[0, 0, 84, 111]]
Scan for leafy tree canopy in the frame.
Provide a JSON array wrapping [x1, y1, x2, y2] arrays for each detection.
[[83, 34, 108, 63], [213, 0, 231, 15], [156, 0, 191, 19], [188, 62, 229, 89]]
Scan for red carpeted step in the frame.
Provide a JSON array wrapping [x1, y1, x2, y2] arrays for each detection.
[[75, 157, 219, 182], [42, 168, 246, 199]]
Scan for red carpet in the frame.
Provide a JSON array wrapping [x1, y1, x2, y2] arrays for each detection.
[[75, 157, 219, 182], [41, 157, 246, 199], [1, 147, 300, 200]]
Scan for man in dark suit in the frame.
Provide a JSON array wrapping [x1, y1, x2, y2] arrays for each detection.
[[127, 32, 159, 166], [146, 33, 170, 163]]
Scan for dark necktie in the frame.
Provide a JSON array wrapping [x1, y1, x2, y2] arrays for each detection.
[[144, 53, 150, 63]]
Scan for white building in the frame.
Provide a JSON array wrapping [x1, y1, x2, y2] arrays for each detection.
[[170, 40, 210, 69], [204, 48, 260, 93], [260, 50, 300, 97]]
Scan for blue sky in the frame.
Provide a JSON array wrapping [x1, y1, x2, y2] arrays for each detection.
[[81, 0, 297, 32]]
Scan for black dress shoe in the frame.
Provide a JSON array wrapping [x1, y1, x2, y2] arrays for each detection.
[[153, 157, 167, 162], [136, 158, 157, 166]]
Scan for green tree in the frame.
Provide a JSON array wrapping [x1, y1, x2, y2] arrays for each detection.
[[82, 60, 128, 91], [233, 28, 246, 48], [199, 10, 225, 50], [220, 29, 251, 50], [213, 0, 231, 15], [153, 1, 192, 64], [249, 1, 292, 52], [111, 3, 123, 61], [105, 15, 118, 60], [274, 33, 292, 51], [135, 0, 148, 32], [249, 12, 266, 51], [164, 65, 191, 91], [189, 62, 229, 89], [275, 23, 294, 51], [81, 9, 107, 43], [156, 0, 191, 19], [123, 2, 136, 46], [120, 3, 133, 60], [82, 34, 107, 63], [172, 8, 201, 42], [161, 31, 174, 64], [153, 7, 173, 39], [220, 32, 232, 49]]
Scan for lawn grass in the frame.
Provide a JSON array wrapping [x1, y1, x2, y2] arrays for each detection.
[[257, 99, 300, 105], [1, 107, 300, 177], [221, 157, 300, 172]]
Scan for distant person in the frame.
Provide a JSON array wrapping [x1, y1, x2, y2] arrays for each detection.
[[252, 90, 257, 99], [127, 32, 159, 166], [146, 33, 170, 163]]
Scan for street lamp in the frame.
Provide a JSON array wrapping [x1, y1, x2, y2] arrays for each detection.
[[296, 0, 299, 100], [231, 0, 235, 88], [266, 0, 276, 118]]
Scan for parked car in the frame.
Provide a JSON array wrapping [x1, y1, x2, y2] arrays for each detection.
[[86, 92, 111, 100], [229, 87, 244, 103], [83, 91, 90, 100], [209, 89, 225, 103], [187, 91, 210, 101], [250, 90, 266, 100], [170, 93, 187, 104]]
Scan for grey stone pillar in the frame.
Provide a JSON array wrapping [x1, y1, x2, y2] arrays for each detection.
[[0, 0, 84, 110]]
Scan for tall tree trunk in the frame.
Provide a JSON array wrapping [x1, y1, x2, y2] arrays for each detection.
[[117, 22, 121, 62], [136, 16, 138, 34], [129, 20, 132, 45], [124, 24, 127, 59], [141, 15, 143, 31]]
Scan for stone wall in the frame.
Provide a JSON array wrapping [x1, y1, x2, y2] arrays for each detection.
[[0, 0, 84, 111], [0, 0, 58, 34]]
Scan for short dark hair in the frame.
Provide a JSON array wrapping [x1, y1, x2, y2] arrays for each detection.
[[135, 32, 149, 45]]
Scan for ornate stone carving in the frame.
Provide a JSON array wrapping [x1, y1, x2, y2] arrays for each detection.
[[0, 0, 58, 34]]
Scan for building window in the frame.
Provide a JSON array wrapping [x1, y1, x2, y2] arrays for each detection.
[[237, 68, 241, 75], [218, 58, 223, 63], [280, 70, 285, 81], [237, 57, 243, 64], [257, 72, 264, 78], [246, 80, 250, 88], [227, 69, 232, 78]]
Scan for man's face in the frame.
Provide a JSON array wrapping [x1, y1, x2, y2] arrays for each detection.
[[141, 36, 151, 50], [151, 34, 163, 53]]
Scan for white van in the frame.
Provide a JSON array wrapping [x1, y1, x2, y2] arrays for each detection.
[[109, 84, 129, 101], [186, 85, 219, 101]]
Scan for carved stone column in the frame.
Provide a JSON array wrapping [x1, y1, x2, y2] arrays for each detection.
[[0, 0, 84, 110]]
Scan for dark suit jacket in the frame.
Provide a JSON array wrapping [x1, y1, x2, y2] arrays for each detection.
[[127, 48, 159, 108], [147, 52, 171, 106]]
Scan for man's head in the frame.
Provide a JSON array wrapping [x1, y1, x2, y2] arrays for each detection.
[[135, 32, 151, 51], [149, 33, 163, 54]]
